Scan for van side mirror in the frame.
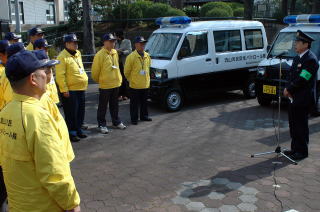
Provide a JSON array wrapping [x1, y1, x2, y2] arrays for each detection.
[[267, 45, 271, 52], [178, 47, 188, 60]]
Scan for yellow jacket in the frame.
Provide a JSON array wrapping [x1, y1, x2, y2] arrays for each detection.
[[56, 49, 88, 93], [91, 48, 122, 89], [46, 73, 60, 104], [26, 42, 34, 51], [124, 50, 151, 89], [0, 94, 80, 211], [40, 92, 74, 162], [0, 66, 13, 110]]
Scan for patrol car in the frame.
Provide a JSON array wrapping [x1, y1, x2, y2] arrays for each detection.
[[255, 14, 320, 108], [145, 16, 268, 111]]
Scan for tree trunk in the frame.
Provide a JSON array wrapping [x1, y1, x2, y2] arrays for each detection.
[[82, 0, 96, 55], [290, 0, 296, 14], [312, 0, 320, 13], [281, 0, 288, 17], [244, 0, 254, 20]]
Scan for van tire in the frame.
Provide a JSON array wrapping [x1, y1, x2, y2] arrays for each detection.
[[257, 95, 272, 106], [163, 88, 183, 112], [243, 77, 256, 99]]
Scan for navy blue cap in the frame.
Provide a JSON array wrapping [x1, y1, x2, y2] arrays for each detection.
[[63, 33, 78, 43], [6, 42, 25, 58], [296, 30, 315, 43], [103, 33, 116, 41], [5, 50, 53, 81], [0, 40, 9, 53], [29, 27, 44, 36], [134, 36, 147, 43], [4, 32, 21, 41], [34, 38, 52, 49], [32, 50, 60, 66]]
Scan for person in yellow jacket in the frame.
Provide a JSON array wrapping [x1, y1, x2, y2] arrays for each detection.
[[0, 50, 80, 212], [125, 36, 152, 125], [91, 33, 126, 134], [0, 42, 25, 111], [56, 34, 88, 142], [26, 27, 44, 51], [34, 38, 60, 104]]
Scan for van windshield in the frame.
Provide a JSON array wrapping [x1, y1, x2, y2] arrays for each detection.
[[268, 32, 320, 59], [145, 33, 182, 60]]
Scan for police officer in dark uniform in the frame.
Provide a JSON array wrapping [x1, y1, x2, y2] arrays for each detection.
[[284, 30, 319, 160]]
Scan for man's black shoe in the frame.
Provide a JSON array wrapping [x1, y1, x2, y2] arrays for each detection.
[[77, 133, 88, 139], [81, 124, 89, 130], [283, 150, 295, 156], [131, 121, 138, 125], [70, 135, 80, 142], [290, 152, 308, 160], [141, 117, 152, 121]]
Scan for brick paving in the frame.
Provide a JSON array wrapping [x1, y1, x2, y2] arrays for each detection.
[[70, 84, 320, 212]]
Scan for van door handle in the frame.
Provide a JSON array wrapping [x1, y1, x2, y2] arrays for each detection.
[[216, 58, 219, 64], [206, 58, 211, 62]]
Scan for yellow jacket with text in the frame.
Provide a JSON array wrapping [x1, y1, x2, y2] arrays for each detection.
[[91, 48, 122, 89], [26, 42, 34, 51], [46, 73, 60, 104], [0, 94, 80, 211], [0, 65, 13, 110], [56, 49, 88, 93], [124, 50, 151, 89]]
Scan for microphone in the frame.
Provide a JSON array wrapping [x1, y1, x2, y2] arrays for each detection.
[[274, 51, 288, 58]]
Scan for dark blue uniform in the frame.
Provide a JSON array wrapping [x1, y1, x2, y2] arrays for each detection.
[[286, 50, 319, 158]]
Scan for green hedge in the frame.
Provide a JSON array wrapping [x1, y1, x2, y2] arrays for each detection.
[[206, 8, 232, 17], [233, 8, 244, 17], [200, 2, 234, 17], [183, 6, 200, 17]]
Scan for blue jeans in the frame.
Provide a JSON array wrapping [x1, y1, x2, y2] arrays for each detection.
[[61, 90, 85, 136]]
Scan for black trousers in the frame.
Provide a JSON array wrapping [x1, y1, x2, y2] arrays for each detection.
[[97, 88, 121, 127], [288, 104, 309, 155], [119, 62, 128, 97], [61, 91, 86, 136], [0, 167, 7, 206], [130, 88, 149, 122]]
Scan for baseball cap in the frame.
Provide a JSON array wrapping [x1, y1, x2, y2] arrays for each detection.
[[5, 50, 54, 81], [103, 33, 116, 41], [0, 40, 9, 53], [134, 36, 147, 43], [32, 50, 60, 66], [6, 42, 25, 58], [63, 33, 78, 43], [29, 27, 44, 36], [4, 32, 21, 41], [34, 39, 52, 49]]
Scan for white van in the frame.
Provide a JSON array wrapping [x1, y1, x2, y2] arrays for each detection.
[[255, 14, 320, 108], [145, 16, 268, 111]]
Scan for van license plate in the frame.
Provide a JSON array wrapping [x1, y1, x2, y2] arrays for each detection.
[[263, 85, 276, 95]]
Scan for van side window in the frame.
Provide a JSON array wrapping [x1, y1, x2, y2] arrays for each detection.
[[244, 29, 263, 50], [180, 31, 208, 57], [213, 30, 241, 53]]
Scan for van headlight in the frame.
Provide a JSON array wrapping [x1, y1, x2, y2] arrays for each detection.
[[150, 68, 168, 79]]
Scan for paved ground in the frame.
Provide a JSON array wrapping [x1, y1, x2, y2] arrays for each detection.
[[70, 84, 320, 212]]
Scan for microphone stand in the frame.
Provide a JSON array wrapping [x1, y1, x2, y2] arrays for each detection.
[[251, 54, 298, 165]]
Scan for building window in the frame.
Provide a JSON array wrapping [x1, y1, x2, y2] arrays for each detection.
[[46, 4, 55, 24], [10, 1, 24, 24], [64, 0, 69, 21], [213, 30, 242, 53]]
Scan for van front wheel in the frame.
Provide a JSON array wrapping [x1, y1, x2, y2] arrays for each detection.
[[243, 77, 256, 99], [163, 88, 183, 112]]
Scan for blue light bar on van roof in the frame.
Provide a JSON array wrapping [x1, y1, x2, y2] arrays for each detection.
[[155, 16, 191, 26], [283, 14, 320, 24]]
